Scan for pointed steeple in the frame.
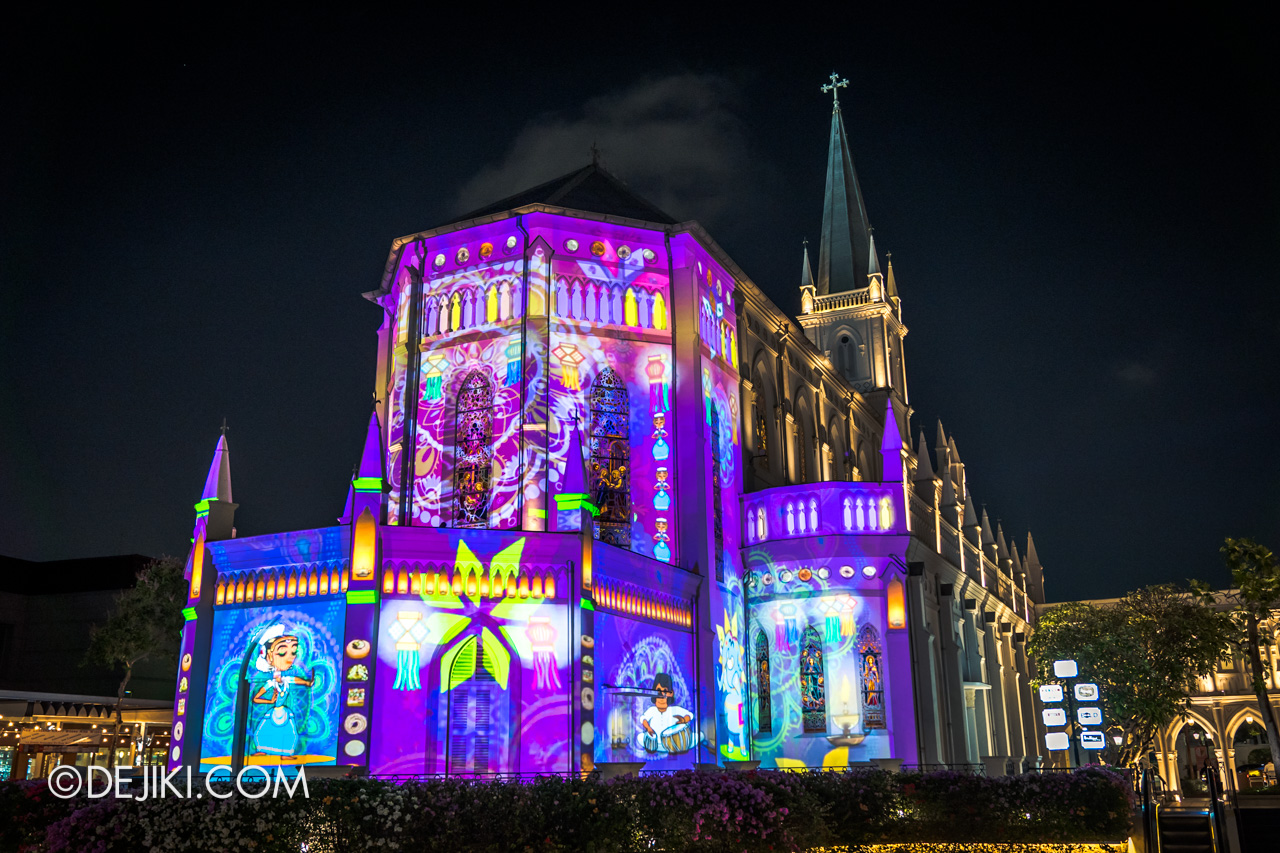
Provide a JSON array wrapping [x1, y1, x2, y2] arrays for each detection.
[[553, 419, 591, 533], [996, 522, 1009, 561], [885, 254, 898, 299], [357, 410, 385, 481], [934, 420, 949, 471], [913, 430, 935, 482], [979, 507, 995, 546], [1025, 532, 1041, 567], [562, 423, 588, 496], [351, 410, 387, 525], [816, 74, 872, 295], [867, 231, 882, 278], [201, 435, 233, 504], [197, 433, 238, 541]]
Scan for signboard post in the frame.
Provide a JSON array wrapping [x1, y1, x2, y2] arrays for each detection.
[[1039, 660, 1106, 768]]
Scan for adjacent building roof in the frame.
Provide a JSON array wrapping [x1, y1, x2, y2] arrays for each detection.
[[441, 163, 679, 230]]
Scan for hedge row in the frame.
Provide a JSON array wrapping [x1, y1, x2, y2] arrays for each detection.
[[0, 766, 1134, 853]]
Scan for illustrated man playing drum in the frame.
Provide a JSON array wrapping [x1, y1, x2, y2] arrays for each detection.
[[637, 673, 694, 754]]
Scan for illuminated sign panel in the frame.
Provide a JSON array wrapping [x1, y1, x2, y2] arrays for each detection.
[[1039, 684, 1064, 703], [1074, 683, 1099, 701], [1053, 659, 1078, 678], [1077, 706, 1103, 726], [1080, 730, 1106, 749], [1042, 708, 1067, 727], [1045, 732, 1070, 751]]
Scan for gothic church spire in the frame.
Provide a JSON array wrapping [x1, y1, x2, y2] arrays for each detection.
[[816, 73, 872, 295]]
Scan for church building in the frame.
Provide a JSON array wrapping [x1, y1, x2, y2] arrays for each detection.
[[169, 77, 1046, 777]]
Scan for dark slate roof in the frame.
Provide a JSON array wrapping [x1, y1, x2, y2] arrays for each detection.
[[0, 553, 154, 595], [442, 163, 679, 228]]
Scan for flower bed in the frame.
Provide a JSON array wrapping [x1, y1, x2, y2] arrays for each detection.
[[0, 767, 1133, 853]]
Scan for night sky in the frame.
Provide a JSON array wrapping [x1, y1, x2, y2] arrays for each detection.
[[2, 9, 1274, 602]]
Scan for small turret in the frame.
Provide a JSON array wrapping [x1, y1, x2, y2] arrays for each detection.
[[799, 242, 817, 314], [1024, 532, 1047, 605], [913, 430, 935, 482], [962, 494, 981, 544], [879, 396, 905, 484], [947, 436, 965, 498], [934, 420, 950, 474], [867, 232, 884, 301]]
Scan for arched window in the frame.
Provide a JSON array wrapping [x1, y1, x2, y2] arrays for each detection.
[[836, 332, 855, 378], [756, 508, 767, 541], [753, 393, 768, 457], [842, 497, 853, 531], [800, 625, 826, 733], [785, 503, 795, 535], [589, 367, 630, 548], [809, 499, 818, 532], [454, 370, 495, 528], [858, 624, 886, 729], [755, 633, 772, 733]]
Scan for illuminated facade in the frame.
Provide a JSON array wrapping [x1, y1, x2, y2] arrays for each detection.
[[169, 81, 1046, 776]]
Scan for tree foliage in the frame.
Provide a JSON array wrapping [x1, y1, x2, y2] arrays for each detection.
[[1027, 583, 1232, 765], [84, 556, 186, 766], [1191, 538, 1280, 778]]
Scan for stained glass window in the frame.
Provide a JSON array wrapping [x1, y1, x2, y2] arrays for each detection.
[[454, 370, 494, 528], [800, 625, 826, 733], [858, 624, 886, 729], [755, 633, 772, 733], [589, 367, 630, 548], [754, 394, 767, 457]]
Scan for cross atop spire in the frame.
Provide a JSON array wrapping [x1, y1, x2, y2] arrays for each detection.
[[821, 72, 849, 108], [220, 417, 229, 436]]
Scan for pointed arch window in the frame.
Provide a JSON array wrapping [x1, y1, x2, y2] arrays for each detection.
[[454, 370, 495, 528], [800, 625, 826, 733], [753, 393, 768, 458], [858, 624, 886, 729], [755, 633, 772, 733], [589, 367, 630, 547]]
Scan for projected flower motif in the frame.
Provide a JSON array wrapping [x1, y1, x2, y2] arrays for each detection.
[[432, 538, 534, 697], [454, 370, 494, 528], [800, 625, 826, 733], [589, 367, 630, 548]]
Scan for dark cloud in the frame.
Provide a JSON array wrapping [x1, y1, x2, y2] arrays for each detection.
[[454, 75, 770, 231]]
